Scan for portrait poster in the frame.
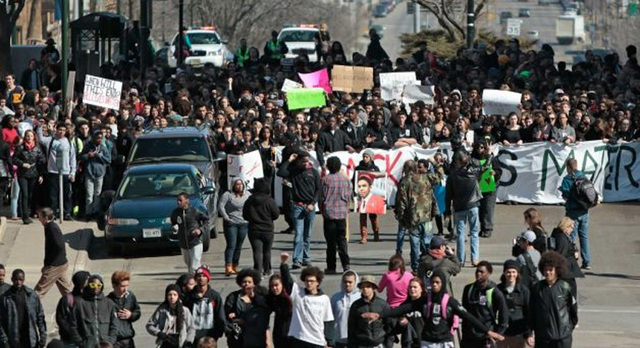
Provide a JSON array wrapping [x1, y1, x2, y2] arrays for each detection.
[[354, 171, 387, 215]]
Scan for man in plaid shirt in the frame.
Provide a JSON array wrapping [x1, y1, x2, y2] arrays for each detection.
[[320, 157, 352, 274]]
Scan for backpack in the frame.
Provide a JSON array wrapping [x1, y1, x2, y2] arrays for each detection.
[[467, 284, 496, 324], [571, 174, 598, 210], [519, 253, 539, 289], [427, 291, 460, 335]]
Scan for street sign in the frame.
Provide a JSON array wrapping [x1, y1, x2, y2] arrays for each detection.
[[506, 18, 522, 36]]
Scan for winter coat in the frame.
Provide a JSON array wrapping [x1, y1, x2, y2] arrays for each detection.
[[184, 286, 226, 341], [529, 279, 577, 341], [242, 179, 279, 234], [70, 289, 117, 347], [550, 228, 584, 279], [107, 291, 141, 340], [444, 164, 484, 214], [12, 142, 45, 179], [170, 206, 207, 249], [0, 286, 47, 347], [348, 295, 392, 347], [224, 288, 271, 347], [146, 303, 196, 347]]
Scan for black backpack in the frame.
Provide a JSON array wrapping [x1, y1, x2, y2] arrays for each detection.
[[571, 174, 598, 210]]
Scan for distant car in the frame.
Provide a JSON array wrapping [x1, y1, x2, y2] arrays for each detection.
[[373, 4, 388, 18], [518, 8, 531, 17], [500, 11, 513, 24], [278, 26, 320, 63], [539, 0, 552, 5], [168, 28, 233, 68], [104, 164, 216, 255], [527, 30, 540, 41]]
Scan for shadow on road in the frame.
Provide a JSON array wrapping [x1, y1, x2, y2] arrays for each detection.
[[64, 228, 93, 251], [88, 236, 180, 260], [582, 272, 640, 281]]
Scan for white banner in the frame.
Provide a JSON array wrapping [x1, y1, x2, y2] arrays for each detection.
[[402, 84, 435, 107], [482, 89, 522, 116], [281, 78, 302, 92], [227, 150, 264, 190], [82, 75, 123, 110], [270, 141, 640, 206], [379, 72, 419, 101]]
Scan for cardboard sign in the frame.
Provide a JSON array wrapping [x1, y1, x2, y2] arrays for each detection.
[[286, 88, 326, 110], [227, 150, 264, 190], [482, 89, 522, 115], [281, 79, 303, 92], [83, 75, 123, 110], [298, 68, 332, 94], [331, 65, 374, 93], [379, 72, 419, 100]]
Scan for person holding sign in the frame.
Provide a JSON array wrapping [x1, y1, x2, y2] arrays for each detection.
[[471, 140, 502, 239], [355, 149, 381, 244]]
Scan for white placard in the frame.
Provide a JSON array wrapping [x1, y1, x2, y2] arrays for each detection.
[[82, 74, 123, 110], [227, 150, 265, 190], [379, 72, 419, 100], [482, 89, 522, 116], [402, 84, 435, 106], [281, 78, 302, 92]]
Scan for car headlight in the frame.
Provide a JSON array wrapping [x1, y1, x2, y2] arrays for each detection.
[[163, 217, 172, 224], [107, 218, 139, 226]]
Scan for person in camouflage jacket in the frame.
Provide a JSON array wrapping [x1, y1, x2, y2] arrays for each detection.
[[395, 158, 444, 272]]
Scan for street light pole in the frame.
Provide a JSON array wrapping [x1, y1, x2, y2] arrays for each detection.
[[178, 0, 184, 67], [467, 0, 475, 49]]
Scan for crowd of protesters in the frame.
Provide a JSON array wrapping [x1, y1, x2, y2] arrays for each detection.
[[0, 22, 630, 347]]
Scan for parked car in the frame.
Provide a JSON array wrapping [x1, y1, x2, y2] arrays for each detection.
[[500, 11, 513, 24], [168, 28, 233, 68], [104, 164, 216, 255], [519, 8, 531, 17], [373, 4, 389, 18], [278, 25, 320, 63]]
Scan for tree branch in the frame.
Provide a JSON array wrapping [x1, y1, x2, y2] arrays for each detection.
[[441, 0, 465, 38], [10, 0, 26, 25]]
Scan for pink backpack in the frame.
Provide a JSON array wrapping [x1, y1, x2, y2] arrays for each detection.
[[427, 292, 460, 335]]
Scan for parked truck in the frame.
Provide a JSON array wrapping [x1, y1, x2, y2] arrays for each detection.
[[556, 14, 585, 45]]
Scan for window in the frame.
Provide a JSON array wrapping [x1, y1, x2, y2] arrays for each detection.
[[118, 173, 197, 198]]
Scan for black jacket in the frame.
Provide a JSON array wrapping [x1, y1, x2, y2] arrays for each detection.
[[43, 221, 68, 267], [550, 228, 584, 279], [70, 287, 117, 347], [317, 129, 352, 154], [341, 120, 367, 150], [497, 282, 532, 338], [277, 161, 321, 205], [12, 142, 45, 179], [444, 165, 483, 214], [348, 295, 391, 347], [242, 183, 279, 233], [107, 291, 141, 341], [56, 271, 90, 344], [461, 281, 509, 340], [528, 279, 577, 341], [170, 206, 207, 249], [224, 288, 271, 347], [0, 286, 47, 348]]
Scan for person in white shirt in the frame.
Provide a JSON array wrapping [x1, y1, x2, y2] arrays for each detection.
[[279, 252, 334, 348]]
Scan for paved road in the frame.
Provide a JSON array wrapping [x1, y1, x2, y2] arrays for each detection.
[[2, 202, 640, 347]]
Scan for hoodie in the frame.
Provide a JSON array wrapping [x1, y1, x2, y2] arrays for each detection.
[[444, 163, 484, 213], [70, 274, 117, 346], [330, 270, 361, 345], [56, 271, 90, 343], [242, 178, 279, 233]]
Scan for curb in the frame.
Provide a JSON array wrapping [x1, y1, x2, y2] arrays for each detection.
[[0, 217, 7, 244], [71, 224, 94, 273]]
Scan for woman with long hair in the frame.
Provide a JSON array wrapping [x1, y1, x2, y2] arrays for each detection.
[[219, 178, 250, 276], [550, 217, 584, 301], [523, 208, 548, 253], [12, 130, 44, 224], [267, 273, 292, 348], [378, 254, 414, 309], [496, 260, 532, 348], [146, 284, 195, 348]]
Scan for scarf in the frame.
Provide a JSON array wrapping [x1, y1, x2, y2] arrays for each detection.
[[24, 140, 36, 151], [428, 248, 446, 260]]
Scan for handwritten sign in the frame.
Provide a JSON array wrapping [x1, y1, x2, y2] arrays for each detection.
[[331, 65, 374, 93], [298, 68, 332, 94], [227, 150, 265, 190], [83, 75, 123, 110], [281, 78, 303, 92], [379, 72, 419, 101], [482, 89, 522, 116], [286, 88, 326, 110]]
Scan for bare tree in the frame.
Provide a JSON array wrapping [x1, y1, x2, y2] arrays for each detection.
[[0, 0, 26, 75], [416, 0, 487, 41]]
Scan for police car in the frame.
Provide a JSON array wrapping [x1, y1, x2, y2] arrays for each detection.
[[278, 25, 320, 63], [168, 27, 234, 68]]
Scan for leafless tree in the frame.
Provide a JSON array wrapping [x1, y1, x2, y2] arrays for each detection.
[[416, 0, 487, 41], [0, 0, 26, 75]]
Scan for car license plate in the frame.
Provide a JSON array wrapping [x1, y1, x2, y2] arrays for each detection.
[[143, 228, 161, 238]]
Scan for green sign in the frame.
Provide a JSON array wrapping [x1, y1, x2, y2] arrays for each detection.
[[479, 159, 496, 193], [286, 88, 326, 110]]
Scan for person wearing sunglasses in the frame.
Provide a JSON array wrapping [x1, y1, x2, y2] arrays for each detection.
[[68, 274, 117, 347]]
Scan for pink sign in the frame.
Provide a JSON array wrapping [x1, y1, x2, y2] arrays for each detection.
[[298, 68, 332, 94]]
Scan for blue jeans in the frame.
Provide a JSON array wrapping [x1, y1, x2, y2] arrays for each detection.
[[224, 222, 248, 264], [292, 204, 315, 264], [408, 221, 433, 272], [567, 210, 590, 264], [454, 207, 480, 263]]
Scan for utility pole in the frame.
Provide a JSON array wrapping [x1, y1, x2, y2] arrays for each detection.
[[178, 0, 184, 67], [467, 0, 475, 48]]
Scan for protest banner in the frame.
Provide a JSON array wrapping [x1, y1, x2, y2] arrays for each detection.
[[281, 79, 302, 92], [227, 150, 264, 190], [379, 72, 419, 100], [482, 89, 522, 115], [286, 88, 326, 110], [354, 171, 387, 214], [82, 74, 123, 110], [298, 68, 332, 94], [331, 65, 374, 93], [402, 84, 435, 106]]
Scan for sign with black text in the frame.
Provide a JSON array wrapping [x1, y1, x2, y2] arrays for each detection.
[[83, 75, 123, 110]]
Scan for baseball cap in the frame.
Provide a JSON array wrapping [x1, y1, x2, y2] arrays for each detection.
[[430, 236, 447, 249], [521, 230, 536, 243]]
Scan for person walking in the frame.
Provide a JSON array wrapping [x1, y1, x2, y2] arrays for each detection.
[[146, 284, 196, 348], [107, 271, 141, 348], [266, 274, 293, 348], [170, 193, 207, 274], [330, 270, 361, 348], [243, 178, 279, 276], [219, 178, 250, 276], [444, 151, 484, 266], [560, 158, 592, 270], [549, 217, 584, 303], [12, 129, 44, 224], [354, 149, 380, 243], [277, 150, 321, 269], [0, 264, 11, 296], [79, 130, 111, 219], [319, 157, 351, 274], [347, 275, 393, 348], [528, 251, 578, 348], [69, 274, 117, 347], [39, 122, 76, 220], [496, 260, 532, 348], [0, 269, 47, 348], [184, 267, 226, 344], [33, 207, 73, 298], [55, 270, 90, 347]]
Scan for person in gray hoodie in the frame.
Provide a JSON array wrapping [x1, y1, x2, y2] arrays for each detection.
[[330, 270, 361, 348]]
